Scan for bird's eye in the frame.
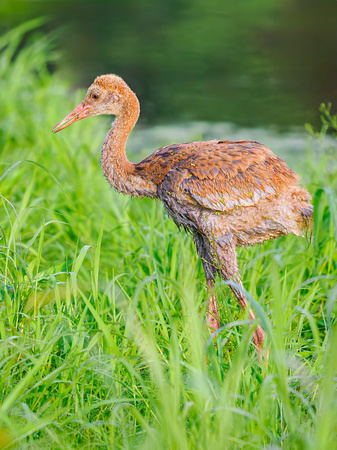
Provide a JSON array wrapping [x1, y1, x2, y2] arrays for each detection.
[[92, 93, 99, 99]]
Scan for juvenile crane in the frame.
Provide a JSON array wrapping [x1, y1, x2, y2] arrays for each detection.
[[53, 75, 312, 350]]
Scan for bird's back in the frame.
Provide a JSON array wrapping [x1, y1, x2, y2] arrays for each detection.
[[135, 139, 296, 186], [135, 139, 312, 246]]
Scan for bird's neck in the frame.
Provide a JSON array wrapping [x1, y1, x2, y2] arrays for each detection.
[[101, 101, 157, 198]]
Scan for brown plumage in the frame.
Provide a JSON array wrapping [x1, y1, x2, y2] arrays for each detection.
[[53, 74, 313, 351]]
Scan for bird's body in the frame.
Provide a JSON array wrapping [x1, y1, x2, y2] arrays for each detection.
[[53, 74, 313, 350], [135, 139, 311, 244]]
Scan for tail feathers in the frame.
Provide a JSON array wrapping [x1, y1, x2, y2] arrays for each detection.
[[300, 204, 313, 246], [291, 186, 313, 232], [301, 204, 313, 222]]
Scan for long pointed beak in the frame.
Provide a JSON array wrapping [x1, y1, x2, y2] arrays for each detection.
[[52, 102, 91, 133]]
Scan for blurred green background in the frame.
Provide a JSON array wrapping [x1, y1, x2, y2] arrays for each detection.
[[1, 0, 336, 128]]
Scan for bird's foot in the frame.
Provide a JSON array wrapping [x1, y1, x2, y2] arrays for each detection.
[[253, 324, 269, 364], [206, 313, 220, 332], [206, 292, 220, 331]]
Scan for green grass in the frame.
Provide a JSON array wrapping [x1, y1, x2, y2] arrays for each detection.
[[1, 22, 337, 449]]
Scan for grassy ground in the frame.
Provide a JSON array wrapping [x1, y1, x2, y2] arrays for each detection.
[[1, 22, 337, 449]]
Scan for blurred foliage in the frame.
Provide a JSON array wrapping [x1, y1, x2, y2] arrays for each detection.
[[0, 0, 336, 128], [319, 103, 337, 136]]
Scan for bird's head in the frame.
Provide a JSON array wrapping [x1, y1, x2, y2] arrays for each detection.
[[53, 74, 139, 133]]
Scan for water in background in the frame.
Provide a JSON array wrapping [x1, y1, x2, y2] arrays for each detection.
[[127, 121, 333, 172], [1, 0, 336, 129]]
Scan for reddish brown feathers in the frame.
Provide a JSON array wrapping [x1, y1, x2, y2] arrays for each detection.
[[55, 74, 313, 351]]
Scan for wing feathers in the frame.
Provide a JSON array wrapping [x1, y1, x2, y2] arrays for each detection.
[[136, 140, 298, 214]]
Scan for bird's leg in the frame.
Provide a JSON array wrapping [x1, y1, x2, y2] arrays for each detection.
[[215, 240, 265, 350], [230, 276, 265, 349], [206, 278, 220, 330], [194, 231, 265, 354], [193, 232, 220, 331]]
